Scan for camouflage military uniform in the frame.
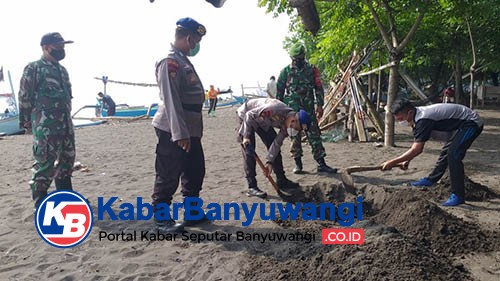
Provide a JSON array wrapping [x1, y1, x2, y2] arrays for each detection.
[[18, 57, 75, 207], [277, 61, 326, 161]]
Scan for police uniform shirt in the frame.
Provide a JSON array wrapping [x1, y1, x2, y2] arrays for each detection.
[[152, 46, 205, 141], [237, 98, 294, 162]]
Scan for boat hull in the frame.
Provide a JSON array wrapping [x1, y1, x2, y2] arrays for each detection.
[[101, 104, 158, 117], [0, 115, 23, 135]]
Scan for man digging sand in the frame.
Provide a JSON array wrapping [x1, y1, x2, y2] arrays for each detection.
[[236, 98, 310, 200], [381, 99, 483, 206]]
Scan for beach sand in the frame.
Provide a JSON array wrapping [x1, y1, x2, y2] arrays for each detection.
[[0, 106, 499, 280]]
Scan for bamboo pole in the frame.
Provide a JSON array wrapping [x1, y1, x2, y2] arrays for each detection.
[[355, 79, 384, 136], [320, 115, 348, 131], [347, 97, 355, 142]]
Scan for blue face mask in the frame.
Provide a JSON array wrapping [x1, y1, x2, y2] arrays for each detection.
[[188, 42, 200, 57]]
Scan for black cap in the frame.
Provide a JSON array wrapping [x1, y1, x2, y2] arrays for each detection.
[[389, 98, 414, 114], [176, 17, 206, 37], [40, 32, 74, 46]]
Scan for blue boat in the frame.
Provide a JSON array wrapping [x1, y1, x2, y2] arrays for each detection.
[[0, 108, 23, 135], [71, 95, 245, 125], [0, 68, 24, 136], [100, 103, 158, 117]]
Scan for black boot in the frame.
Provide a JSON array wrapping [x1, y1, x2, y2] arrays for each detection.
[[153, 203, 184, 233], [55, 177, 73, 191], [293, 157, 303, 174], [276, 175, 300, 190], [183, 197, 208, 227], [246, 177, 267, 198], [33, 189, 48, 211], [154, 218, 184, 233], [317, 158, 337, 174]]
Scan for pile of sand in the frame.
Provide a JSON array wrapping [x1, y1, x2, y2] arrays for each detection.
[[242, 178, 499, 280]]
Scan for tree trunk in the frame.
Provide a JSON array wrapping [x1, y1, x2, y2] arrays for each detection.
[[289, 0, 320, 35], [384, 61, 399, 147], [454, 36, 464, 105], [466, 19, 476, 109], [427, 61, 443, 102], [491, 72, 499, 86], [470, 72, 475, 108]]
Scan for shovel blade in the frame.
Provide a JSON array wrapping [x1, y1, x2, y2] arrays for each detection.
[[341, 170, 355, 188]]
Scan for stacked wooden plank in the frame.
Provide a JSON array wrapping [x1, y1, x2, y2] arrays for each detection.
[[319, 49, 384, 143]]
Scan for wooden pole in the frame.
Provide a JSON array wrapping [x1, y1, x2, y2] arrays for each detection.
[[355, 79, 384, 136], [368, 74, 373, 104], [377, 69, 382, 110], [347, 97, 355, 142]]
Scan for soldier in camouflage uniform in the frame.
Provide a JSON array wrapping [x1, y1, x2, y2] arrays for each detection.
[[18, 32, 76, 208], [277, 43, 337, 174]]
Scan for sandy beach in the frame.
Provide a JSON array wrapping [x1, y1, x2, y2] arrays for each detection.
[[0, 106, 499, 280]]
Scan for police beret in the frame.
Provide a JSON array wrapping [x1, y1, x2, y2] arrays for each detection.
[[298, 109, 311, 130], [40, 32, 74, 46], [289, 42, 305, 57], [176, 17, 206, 37]]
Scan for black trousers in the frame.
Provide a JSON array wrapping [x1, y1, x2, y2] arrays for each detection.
[[427, 121, 483, 198], [107, 106, 116, 116], [242, 127, 285, 179], [152, 128, 205, 206], [208, 99, 217, 114]]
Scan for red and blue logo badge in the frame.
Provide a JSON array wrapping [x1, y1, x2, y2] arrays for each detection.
[[35, 191, 93, 248]]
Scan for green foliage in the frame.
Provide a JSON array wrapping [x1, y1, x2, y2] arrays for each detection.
[[258, 0, 500, 85]]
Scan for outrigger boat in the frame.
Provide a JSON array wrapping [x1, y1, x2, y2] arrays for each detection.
[[0, 68, 23, 136], [72, 96, 245, 122], [0, 93, 23, 135]]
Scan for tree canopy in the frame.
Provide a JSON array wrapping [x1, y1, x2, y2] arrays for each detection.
[[259, 0, 500, 89]]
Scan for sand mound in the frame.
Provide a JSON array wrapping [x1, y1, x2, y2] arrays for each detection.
[[433, 174, 499, 202], [242, 180, 499, 280], [367, 189, 496, 256]]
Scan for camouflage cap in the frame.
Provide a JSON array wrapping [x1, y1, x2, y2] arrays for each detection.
[[176, 17, 206, 37], [40, 32, 74, 46], [289, 42, 305, 57]]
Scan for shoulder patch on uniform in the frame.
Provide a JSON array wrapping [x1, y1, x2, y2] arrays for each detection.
[[166, 58, 179, 78], [167, 59, 179, 72]]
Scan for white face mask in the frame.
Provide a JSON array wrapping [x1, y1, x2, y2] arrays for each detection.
[[398, 120, 410, 127], [287, 127, 299, 137]]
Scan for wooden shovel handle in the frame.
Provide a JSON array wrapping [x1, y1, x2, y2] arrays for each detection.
[[254, 153, 280, 193], [241, 144, 279, 193], [345, 163, 406, 174]]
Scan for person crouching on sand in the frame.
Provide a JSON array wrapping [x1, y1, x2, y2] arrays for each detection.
[[236, 98, 309, 198]]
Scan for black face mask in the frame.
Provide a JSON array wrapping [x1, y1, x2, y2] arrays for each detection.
[[50, 49, 66, 61], [294, 58, 305, 68]]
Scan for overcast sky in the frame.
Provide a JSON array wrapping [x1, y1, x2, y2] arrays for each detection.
[[0, 0, 291, 111]]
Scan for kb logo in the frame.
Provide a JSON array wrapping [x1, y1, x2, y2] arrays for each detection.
[[35, 191, 93, 248]]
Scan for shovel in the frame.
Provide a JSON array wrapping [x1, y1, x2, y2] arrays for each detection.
[[341, 163, 406, 188], [241, 144, 303, 202], [241, 144, 279, 194]]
